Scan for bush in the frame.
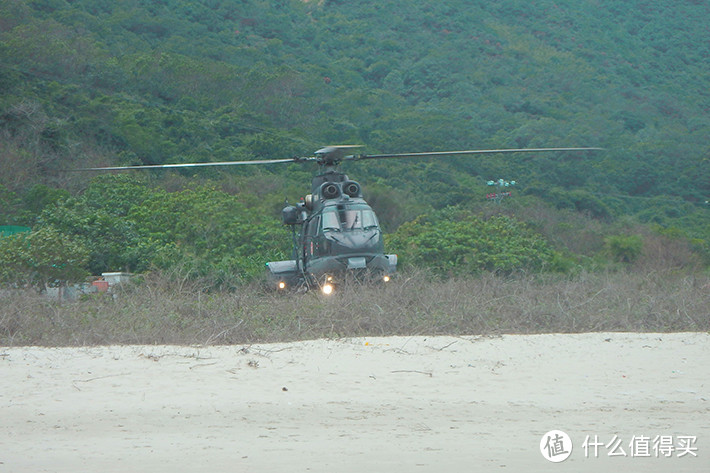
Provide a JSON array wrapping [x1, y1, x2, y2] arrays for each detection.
[[38, 176, 290, 281], [387, 211, 556, 275], [604, 234, 643, 263]]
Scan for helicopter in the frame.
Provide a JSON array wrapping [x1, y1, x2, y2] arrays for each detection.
[[81, 145, 602, 294]]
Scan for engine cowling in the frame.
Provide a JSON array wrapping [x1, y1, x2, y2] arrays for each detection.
[[320, 182, 341, 200], [342, 180, 361, 198]]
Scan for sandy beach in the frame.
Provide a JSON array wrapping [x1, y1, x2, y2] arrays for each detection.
[[1, 333, 708, 472]]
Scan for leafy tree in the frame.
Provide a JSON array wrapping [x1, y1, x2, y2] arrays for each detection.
[[0, 185, 25, 225], [387, 211, 556, 275], [21, 184, 70, 221], [37, 176, 290, 282], [0, 227, 88, 291], [127, 185, 290, 280]]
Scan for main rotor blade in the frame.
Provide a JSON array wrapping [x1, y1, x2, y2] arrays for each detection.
[[74, 157, 315, 171], [351, 147, 604, 160], [72, 147, 604, 171]]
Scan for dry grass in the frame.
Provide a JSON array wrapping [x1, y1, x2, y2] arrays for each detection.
[[2, 269, 708, 346]]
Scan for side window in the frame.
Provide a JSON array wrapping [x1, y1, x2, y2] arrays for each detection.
[[308, 216, 320, 236]]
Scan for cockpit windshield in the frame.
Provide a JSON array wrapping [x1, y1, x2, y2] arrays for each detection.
[[321, 207, 379, 232]]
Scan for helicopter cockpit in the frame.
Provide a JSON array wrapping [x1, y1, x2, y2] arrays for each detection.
[[322, 205, 379, 232]]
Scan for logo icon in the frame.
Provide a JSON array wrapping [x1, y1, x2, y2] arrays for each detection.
[[541, 430, 573, 462]]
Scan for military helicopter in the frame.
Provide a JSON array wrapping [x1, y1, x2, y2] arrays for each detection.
[[82, 145, 602, 294]]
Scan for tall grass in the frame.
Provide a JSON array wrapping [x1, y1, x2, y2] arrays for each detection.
[[2, 269, 708, 346]]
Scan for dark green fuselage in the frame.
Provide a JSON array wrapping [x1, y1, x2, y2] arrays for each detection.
[[266, 169, 397, 289]]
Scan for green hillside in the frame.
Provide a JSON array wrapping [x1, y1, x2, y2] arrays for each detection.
[[0, 0, 708, 283]]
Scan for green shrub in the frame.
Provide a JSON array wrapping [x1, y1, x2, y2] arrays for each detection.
[[604, 234, 643, 263], [387, 211, 556, 275]]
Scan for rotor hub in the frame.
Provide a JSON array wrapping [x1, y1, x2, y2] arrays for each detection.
[[314, 146, 361, 166]]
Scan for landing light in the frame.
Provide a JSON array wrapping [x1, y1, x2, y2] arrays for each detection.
[[322, 283, 334, 295], [278, 281, 286, 290], [383, 275, 391, 283]]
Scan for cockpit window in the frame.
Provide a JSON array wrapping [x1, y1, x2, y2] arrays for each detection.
[[321, 208, 379, 232], [322, 211, 340, 232], [361, 209, 378, 228]]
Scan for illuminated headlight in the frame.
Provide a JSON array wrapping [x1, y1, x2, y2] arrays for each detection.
[[383, 275, 390, 283], [321, 283, 334, 295], [278, 281, 286, 290]]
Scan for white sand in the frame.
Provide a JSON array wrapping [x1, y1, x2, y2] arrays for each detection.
[[1, 333, 708, 472]]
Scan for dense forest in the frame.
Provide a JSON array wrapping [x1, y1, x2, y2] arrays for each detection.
[[0, 0, 708, 287]]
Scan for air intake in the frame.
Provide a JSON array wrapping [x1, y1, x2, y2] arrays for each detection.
[[321, 182, 341, 199], [342, 181, 361, 197]]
